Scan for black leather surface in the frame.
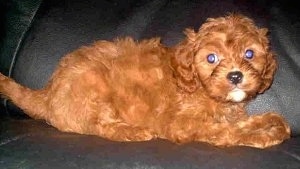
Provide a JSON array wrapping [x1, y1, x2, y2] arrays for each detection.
[[0, 119, 300, 169], [0, 0, 42, 118], [0, 0, 42, 76]]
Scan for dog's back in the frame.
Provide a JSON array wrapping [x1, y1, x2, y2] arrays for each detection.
[[0, 37, 176, 139]]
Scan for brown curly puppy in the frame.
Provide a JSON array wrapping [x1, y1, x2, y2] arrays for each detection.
[[0, 14, 290, 148]]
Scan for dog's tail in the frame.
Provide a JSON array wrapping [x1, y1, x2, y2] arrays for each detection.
[[0, 73, 48, 119]]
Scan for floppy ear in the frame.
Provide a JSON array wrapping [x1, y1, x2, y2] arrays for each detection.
[[259, 52, 277, 93], [171, 28, 200, 93], [257, 28, 278, 93]]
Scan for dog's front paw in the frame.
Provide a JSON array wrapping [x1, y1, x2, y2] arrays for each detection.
[[237, 112, 291, 148]]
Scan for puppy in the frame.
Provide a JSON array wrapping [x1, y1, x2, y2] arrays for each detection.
[[0, 14, 290, 148]]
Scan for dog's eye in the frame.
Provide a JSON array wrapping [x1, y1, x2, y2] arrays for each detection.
[[207, 54, 219, 64], [245, 49, 254, 59]]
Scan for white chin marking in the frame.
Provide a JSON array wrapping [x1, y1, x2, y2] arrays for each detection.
[[227, 89, 246, 102]]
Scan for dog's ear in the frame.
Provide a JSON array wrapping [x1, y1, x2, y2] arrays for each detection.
[[171, 28, 200, 93], [259, 52, 277, 93], [257, 28, 278, 93]]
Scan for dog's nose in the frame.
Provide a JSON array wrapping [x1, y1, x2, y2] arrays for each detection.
[[227, 71, 243, 84]]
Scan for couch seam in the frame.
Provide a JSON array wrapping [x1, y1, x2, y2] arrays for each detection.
[[3, 0, 43, 111]]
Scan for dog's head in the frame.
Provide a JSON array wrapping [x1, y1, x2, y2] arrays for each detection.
[[172, 14, 277, 102]]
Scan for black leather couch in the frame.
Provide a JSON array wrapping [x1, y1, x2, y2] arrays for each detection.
[[1, 0, 300, 168]]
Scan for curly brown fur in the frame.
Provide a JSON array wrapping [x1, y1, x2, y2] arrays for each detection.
[[0, 14, 290, 148]]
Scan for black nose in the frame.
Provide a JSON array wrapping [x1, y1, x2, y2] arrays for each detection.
[[227, 71, 243, 84]]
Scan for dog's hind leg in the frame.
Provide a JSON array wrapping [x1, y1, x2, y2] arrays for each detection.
[[89, 122, 156, 142]]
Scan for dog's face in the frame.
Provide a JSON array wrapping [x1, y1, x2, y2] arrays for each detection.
[[173, 15, 277, 102]]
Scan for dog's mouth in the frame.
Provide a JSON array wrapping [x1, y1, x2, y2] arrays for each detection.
[[203, 69, 261, 103], [226, 88, 247, 102]]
